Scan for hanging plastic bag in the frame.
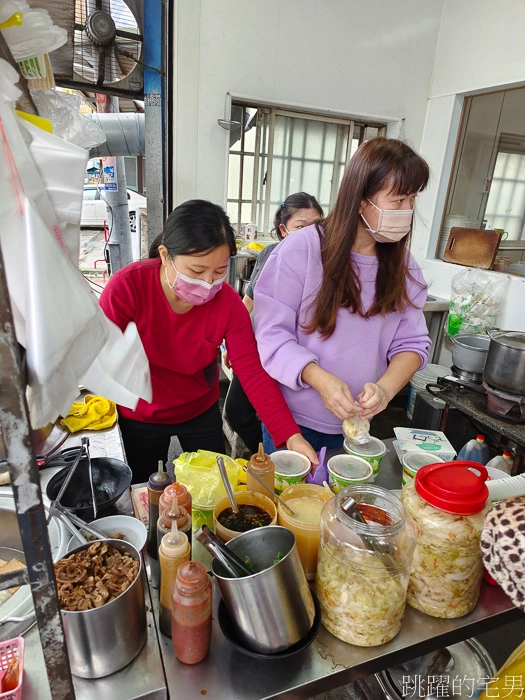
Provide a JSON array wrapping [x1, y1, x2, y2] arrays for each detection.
[[19, 116, 90, 263], [444, 268, 508, 350], [0, 59, 151, 427], [24, 197, 109, 426], [31, 90, 106, 150], [81, 319, 152, 410]]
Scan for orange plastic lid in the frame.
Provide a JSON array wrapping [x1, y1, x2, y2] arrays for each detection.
[[415, 461, 489, 515]]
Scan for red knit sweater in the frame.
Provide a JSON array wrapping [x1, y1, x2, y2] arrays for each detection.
[[99, 259, 299, 447]]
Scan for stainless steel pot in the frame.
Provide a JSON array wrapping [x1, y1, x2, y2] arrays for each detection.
[[452, 334, 490, 373], [60, 539, 147, 678], [484, 330, 525, 395], [227, 252, 253, 287], [212, 526, 315, 653]]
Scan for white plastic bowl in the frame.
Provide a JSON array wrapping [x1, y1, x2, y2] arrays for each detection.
[[66, 515, 147, 554]]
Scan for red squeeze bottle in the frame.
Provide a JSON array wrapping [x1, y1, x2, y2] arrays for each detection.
[[171, 561, 212, 664]]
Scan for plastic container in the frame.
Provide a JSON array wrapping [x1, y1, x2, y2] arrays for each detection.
[[0, 637, 24, 700], [485, 451, 513, 475], [485, 466, 510, 481], [247, 443, 275, 498], [171, 561, 212, 665], [316, 485, 416, 646], [270, 451, 310, 495], [401, 452, 444, 486], [277, 484, 334, 580], [343, 437, 386, 479], [406, 364, 449, 419], [326, 454, 373, 492], [457, 435, 490, 465], [401, 462, 490, 618], [213, 491, 277, 542], [158, 522, 191, 637]]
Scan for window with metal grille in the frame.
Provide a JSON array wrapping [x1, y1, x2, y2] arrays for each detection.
[[227, 104, 386, 235]]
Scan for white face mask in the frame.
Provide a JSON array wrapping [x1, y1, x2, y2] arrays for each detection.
[[361, 198, 413, 243]]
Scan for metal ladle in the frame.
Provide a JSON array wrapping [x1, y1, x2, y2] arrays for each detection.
[[216, 455, 238, 513], [340, 495, 397, 570]]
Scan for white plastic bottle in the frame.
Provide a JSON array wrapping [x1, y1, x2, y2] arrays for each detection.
[[457, 434, 490, 465], [486, 451, 513, 475]]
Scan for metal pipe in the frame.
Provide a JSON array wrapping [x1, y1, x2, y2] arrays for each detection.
[[97, 94, 133, 273], [88, 113, 145, 157]]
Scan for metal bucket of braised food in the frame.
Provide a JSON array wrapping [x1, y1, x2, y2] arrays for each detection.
[[54, 539, 146, 678]]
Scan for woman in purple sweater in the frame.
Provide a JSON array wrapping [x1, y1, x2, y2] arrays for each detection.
[[254, 138, 431, 451]]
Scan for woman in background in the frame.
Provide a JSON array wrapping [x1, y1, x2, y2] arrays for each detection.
[[254, 138, 431, 453], [223, 193, 323, 453]]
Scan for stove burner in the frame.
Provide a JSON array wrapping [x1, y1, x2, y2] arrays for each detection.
[[451, 365, 484, 385], [483, 382, 525, 423]]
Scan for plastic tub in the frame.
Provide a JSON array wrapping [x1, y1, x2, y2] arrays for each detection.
[[407, 364, 449, 419], [343, 437, 386, 479], [271, 451, 310, 495], [327, 454, 373, 493], [277, 484, 334, 579], [401, 452, 444, 486], [213, 491, 277, 542]]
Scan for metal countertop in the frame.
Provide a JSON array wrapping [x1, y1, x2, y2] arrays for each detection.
[[151, 438, 523, 700]]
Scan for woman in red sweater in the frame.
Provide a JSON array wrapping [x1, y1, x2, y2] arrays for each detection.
[[99, 199, 317, 482]]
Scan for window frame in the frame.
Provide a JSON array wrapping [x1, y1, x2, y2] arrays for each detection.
[[227, 102, 386, 234]]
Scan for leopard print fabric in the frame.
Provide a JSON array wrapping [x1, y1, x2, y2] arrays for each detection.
[[480, 495, 525, 611]]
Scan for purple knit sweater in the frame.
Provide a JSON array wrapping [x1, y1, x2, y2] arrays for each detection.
[[254, 225, 430, 434]]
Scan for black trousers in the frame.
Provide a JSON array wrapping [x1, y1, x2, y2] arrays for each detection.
[[223, 374, 263, 454], [118, 402, 225, 484]]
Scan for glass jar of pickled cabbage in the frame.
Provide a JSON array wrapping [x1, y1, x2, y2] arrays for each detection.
[[316, 485, 417, 647], [401, 462, 490, 619]]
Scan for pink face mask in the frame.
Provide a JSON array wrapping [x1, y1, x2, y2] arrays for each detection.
[[361, 199, 413, 243], [166, 259, 226, 305]]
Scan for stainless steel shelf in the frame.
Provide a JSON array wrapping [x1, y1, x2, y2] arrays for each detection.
[[151, 439, 523, 700]]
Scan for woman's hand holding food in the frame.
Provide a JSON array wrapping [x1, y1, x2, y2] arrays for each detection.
[[286, 433, 319, 468], [302, 363, 361, 420], [357, 382, 391, 420]]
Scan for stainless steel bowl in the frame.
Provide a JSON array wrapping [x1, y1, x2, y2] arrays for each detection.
[[452, 334, 490, 374], [59, 539, 147, 678], [212, 526, 315, 654]]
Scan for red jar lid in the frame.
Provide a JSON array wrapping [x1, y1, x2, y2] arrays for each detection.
[[415, 461, 489, 515]]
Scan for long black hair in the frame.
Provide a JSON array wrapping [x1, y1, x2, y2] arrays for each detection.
[[272, 192, 324, 241], [149, 200, 237, 259]]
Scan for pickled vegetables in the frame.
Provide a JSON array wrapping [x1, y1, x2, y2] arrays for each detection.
[[401, 479, 490, 618], [316, 542, 410, 646]]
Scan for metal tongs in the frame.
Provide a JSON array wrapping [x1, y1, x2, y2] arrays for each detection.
[[46, 442, 107, 545], [83, 437, 97, 520], [340, 495, 397, 570], [195, 525, 254, 578]]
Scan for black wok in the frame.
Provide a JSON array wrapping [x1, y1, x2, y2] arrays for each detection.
[[46, 457, 132, 521]]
